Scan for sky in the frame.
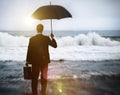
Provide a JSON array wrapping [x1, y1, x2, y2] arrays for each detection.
[[0, 0, 120, 31]]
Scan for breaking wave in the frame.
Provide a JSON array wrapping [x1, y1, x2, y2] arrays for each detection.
[[0, 32, 120, 61], [0, 32, 120, 47]]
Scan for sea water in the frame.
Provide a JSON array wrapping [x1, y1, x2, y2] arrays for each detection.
[[0, 30, 120, 80], [0, 31, 120, 61]]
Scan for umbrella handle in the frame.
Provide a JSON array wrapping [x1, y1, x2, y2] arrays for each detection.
[[50, 19, 53, 34]]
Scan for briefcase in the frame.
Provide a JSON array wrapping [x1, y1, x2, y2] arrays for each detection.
[[23, 66, 32, 80]]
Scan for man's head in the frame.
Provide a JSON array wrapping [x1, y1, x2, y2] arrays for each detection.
[[36, 24, 44, 33]]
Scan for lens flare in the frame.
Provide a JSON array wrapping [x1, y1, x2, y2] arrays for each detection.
[[59, 89, 62, 93], [25, 16, 34, 24]]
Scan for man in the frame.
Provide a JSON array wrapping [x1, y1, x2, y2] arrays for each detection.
[[26, 24, 57, 95]]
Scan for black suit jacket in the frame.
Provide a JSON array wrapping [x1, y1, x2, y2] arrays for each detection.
[[26, 34, 57, 65]]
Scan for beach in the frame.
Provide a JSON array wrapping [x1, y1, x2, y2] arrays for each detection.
[[0, 75, 120, 95], [0, 60, 120, 95]]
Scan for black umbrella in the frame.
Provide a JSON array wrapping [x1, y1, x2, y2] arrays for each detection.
[[32, 3, 72, 33]]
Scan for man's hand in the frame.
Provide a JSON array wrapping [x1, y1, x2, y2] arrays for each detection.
[[25, 62, 29, 67], [50, 33, 54, 39]]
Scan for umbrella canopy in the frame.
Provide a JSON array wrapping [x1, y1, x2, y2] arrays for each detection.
[[32, 4, 72, 33], [32, 5, 72, 20]]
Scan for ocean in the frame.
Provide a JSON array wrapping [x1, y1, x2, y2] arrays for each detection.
[[0, 31, 120, 79], [0, 30, 120, 61], [0, 30, 120, 95]]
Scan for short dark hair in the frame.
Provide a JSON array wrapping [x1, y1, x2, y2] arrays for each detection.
[[36, 24, 43, 33]]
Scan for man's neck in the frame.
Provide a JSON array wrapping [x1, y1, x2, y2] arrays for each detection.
[[37, 32, 42, 34]]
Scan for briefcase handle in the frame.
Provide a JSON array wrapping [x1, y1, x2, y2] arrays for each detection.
[[25, 62, 31, 67]]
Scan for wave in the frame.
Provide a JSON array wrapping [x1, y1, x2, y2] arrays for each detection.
[[0, 32, 120, 47], [0, 32, 28, 47], [57, 32, 120, 46], [0, 32, 120, 61]]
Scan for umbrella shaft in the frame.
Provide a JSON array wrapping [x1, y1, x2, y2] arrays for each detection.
[[50, 19, 53, 33]]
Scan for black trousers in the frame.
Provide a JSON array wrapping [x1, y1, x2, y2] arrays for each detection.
[[31, 63, 48, 95]]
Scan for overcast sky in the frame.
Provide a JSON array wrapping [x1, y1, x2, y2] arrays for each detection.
[[0, 0, 120, 31]]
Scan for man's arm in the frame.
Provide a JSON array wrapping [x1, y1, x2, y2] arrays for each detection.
[[26, 39, 31, 66]]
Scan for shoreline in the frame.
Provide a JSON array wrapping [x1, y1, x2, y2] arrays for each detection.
[[0, 60, 120, 95], [0, 60, 120, 80], [0, 75, 120, 95]]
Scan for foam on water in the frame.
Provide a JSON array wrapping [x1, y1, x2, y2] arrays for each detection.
[[0, 32, 120, 61], [0, 32, 28, 47], [57, 32, 120, 46]]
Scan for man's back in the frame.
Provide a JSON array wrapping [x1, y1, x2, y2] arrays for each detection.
[[26, 34, 57, 64]]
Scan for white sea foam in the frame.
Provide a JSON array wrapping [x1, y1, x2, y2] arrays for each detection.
[[57, 32, 120, 46], [0, 32, 29, 47], [0, 32, 120, 61]]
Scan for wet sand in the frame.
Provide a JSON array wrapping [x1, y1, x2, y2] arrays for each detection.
[[0, 75, 120, 95], [0, 60, 120, 95]]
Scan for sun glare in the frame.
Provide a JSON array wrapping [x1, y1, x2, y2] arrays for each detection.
[[24, 16, 35, 27], [59, 89, 62, 93]]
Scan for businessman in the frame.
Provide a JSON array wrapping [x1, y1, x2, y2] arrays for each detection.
[[26, 24, 57, 95]]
